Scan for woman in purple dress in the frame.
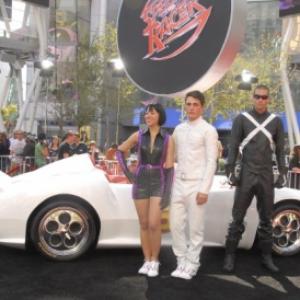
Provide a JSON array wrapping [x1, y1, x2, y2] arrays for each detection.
[[117, 103, 174, 277]]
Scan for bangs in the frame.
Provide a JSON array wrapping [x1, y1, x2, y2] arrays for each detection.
[[145, 104, 157, 114]]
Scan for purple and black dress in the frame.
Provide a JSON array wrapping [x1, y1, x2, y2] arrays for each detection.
[[117, 128, 174, 208], [133, 127, 169, 199]]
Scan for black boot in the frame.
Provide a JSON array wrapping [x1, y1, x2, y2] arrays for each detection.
[[223, 253, 236, 273], [261, 254, 279, 273], [259, 239, 279, 273], [223, 239, 239, 273]]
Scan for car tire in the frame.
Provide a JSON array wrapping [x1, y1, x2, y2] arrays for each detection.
[[272, 203, 300, 256], [30, 199, 97, 261]]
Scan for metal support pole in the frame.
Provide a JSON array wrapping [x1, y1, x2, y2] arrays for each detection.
[[16, 70, 24, 110], [280, 17, 300, 148], [0, 78, 11, 108], [15, 69, 41, 130], [27, 76, 43, 134], [0, 0, 11, 35], [115, 82, 120, 144], [44, 77, 49, 135]]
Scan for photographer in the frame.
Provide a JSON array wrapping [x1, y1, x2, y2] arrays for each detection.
[[34, 133, 49, 168]]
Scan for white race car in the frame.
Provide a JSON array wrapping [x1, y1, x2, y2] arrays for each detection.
[[0, 154, 299, 261]]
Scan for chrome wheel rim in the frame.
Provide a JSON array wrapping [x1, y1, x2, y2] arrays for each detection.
[[38, 207, 89, 257], [272, 209, 300, 255]]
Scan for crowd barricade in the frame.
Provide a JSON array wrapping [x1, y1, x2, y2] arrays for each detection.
[[22, 156, 36, 173], [0, 155, 36, 176], [0, 155, 11, 173], [287, 171, 300, 190], [95, 158, 134, 184]]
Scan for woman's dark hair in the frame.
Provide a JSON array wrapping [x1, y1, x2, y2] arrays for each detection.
[[144, 103, 166, 126]]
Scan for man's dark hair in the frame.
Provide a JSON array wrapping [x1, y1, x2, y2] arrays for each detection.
[[185, 90, 205, 106], [37, 132, 46, 141], [144, 103, 166, 126], [253, 84, 269, 95]]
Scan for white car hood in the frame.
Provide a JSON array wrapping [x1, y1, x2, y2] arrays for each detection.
[[0, 154, 99, 188], [0, 171, 11, 187]]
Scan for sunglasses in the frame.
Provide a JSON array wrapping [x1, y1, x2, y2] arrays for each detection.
[[253, 94, 268, 100]]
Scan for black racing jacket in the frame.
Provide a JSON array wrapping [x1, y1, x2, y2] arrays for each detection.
[[227, 109, 286, 174]]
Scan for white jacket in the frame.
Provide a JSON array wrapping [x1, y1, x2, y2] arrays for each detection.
[[173, 116, 218, 194]]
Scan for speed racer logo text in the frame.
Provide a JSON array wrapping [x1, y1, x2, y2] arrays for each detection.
[[140, 0, 212, 61]]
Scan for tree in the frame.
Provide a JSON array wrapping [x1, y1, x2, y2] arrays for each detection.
[[51, 24, 138, 140], [1, 104, 18, 133], [204, 33, 285, 122], [173, 33, 286, 122]]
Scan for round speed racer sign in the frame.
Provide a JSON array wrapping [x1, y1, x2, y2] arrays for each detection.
[[117, 0, 246, 96]]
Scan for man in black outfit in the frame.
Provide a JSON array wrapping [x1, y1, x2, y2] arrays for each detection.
[[223, 84, 286, 273], [73, 133, 88, 155], [58, 132, 75, 160]]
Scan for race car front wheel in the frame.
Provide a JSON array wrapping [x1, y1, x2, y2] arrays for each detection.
[[272, 204, 300, 256], [30, 199, 97, 261]]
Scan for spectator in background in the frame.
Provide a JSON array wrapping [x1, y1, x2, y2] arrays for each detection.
[[58, 131, 75, 159], [73, 133, 88, 155], [0, 132, 10, 172], [9, 130, 26, 167], [48, 135, 60, 161], [289, 144, 300, 173], [216, 140, 225, 173], [288, 144, 300, 189], [80, 130, 89, 143], [88, 140, 100, 165], [34, 133, 49, 168], [22, 134, 36, 170], [105, 144, 118, 160]]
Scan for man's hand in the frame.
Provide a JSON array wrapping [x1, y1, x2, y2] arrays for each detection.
[[225, 164, 239, 186], [274, 174, 287, 189], [225, 164, 233, 177], [228, 173, 240, 186], [196, 193, 208, 205]]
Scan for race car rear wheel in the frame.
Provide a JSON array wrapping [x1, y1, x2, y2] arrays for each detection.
[[30, 199, 97, 261], [272, 204, 300, 256]]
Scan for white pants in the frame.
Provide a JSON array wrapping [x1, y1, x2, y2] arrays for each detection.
[[170, 178, 206, 269]]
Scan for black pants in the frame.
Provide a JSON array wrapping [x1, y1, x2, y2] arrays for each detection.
[[226, 167, 274, 247]]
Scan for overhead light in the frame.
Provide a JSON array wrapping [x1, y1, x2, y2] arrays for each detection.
[[110, 58, 124, 71], [235, 69, 258, 90], [241, 69, 253, 83], [41, 59, 54, 70]]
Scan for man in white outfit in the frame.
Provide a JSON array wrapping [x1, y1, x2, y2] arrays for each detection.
[[170, 90, 218, 280]]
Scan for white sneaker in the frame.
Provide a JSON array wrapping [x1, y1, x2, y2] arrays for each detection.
[[172, 261, 199, 280], [177, 267, 198, 280], [171, 263, 186, 278], [147, 261, 160, 277], [138, 261, 151, 275]]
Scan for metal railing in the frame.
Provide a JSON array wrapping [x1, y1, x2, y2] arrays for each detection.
[[287, 171, 300, 190], [0, 155, 35, 176], [0, 155, 11, 173]]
